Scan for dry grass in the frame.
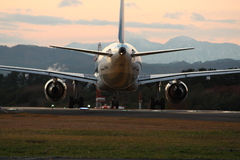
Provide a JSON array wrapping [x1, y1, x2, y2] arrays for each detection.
[[1, 112, 239, 131], [0, 113, 240, 159]]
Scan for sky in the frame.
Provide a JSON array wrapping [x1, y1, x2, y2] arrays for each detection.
[[1, 0, 240, 47]]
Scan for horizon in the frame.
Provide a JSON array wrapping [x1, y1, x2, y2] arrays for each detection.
[[2, 36, 240, 48], [1, 0, 240, 46]]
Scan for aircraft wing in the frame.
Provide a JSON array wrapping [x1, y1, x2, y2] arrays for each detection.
[[50, 45, 112, 56], [138, 68, 240, 85], [132, 47, 194, 57], [0, 65, 97, 84]]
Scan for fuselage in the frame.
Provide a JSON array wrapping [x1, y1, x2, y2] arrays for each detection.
[[95, 42, 142, 92]]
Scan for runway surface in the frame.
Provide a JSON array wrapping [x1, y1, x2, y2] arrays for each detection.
[[1, 107, 240, 122]]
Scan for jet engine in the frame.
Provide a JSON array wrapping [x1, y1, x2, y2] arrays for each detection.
[[44, 78, 67, 103], [165, 80, 188, 104]]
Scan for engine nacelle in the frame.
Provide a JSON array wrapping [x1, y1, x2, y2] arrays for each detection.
[[44, 78, 67, 103], [165, 80, 188, 104]]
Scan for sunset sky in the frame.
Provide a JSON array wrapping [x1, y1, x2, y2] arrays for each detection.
[[1, 0, 240, 47]]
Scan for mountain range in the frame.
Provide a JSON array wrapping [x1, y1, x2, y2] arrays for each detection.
[[67, 36, 240, 64], [0, 36, 239, 74]]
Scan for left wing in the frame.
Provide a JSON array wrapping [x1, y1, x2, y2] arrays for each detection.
[[0, 65, 97, 84], [138, 68, 240, 85], [132, 47, 194, 57], [50, 45, 112, 56]]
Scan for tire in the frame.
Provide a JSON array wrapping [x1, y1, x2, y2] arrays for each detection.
[[160, 98, 165, 109], [150, 98, 155, 109], [78, 97, 84, 107], [111, 101, 116, 109], [115, 101, 119, 109], [69, 97, 74, 108]]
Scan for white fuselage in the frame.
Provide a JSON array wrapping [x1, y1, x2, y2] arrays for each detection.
[[95, 42, 142, 92]]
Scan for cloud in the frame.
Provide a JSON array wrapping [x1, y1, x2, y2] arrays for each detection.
[[58, 0, 82, 7], [0, 33, 36, 44], [0, 12, 188, 30], [75, 19, 117, 26], [191, 12, 237, 24], [75, 19, 187, 30], [126, 25, 240, 45], [0, 12, 72, 25], [125, 3, 139, 9], [126, 22, 187, 30], [164, 12, 183, 19], [191, 13, 206, 21], [0, 21, 19, 30]]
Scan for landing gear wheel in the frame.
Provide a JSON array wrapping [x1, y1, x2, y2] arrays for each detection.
[[69, 96, 84, 108], [150, 82, 165, 110], [150, 98, 155, 109], [160, 98, 165, 109], [78, 97, 84, 107], [115, 101, 119, 109], [150, 98, 165, 109], [111, 96, 119, 109], [69, 97, 74, 108]]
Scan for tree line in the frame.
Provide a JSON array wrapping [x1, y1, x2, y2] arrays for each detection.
[[0, 70, 240, 111]]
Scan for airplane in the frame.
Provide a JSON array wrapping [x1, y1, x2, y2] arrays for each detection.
[[1, 0, 240, 109]]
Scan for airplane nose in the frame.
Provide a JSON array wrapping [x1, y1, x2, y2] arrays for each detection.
[[119, 47, 126, 55]]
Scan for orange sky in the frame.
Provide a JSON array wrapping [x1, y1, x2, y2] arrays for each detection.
[[0, 0, 240, 46]]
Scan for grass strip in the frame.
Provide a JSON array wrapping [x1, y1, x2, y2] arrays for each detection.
[[0, 113, 240, 159]]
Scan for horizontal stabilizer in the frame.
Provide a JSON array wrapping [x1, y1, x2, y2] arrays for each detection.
[[132, 47, 194, 57], [50, 45, 112, 56]]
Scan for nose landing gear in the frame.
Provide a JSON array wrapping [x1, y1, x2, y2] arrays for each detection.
[[110, 96, 119, 109], [110, 92, 119, 109]]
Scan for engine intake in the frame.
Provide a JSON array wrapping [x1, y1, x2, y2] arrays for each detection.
[[44, 78, 67, 103], [165, 80, 188, 104]]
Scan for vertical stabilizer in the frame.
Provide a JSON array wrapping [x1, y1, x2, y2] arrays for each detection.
[[118, 0, 125, 43]]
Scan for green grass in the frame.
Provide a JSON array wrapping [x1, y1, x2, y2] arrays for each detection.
[[0, 113, 240, 159]]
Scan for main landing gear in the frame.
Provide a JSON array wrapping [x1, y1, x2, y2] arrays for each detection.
[[69, 80, 86, 108], [150, 82, 165, 109]]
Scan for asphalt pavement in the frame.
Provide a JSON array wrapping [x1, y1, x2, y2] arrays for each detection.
[[1, 107, 240, 122]]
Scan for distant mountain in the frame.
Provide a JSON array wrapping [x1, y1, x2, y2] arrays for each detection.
[[67, 36, 240, 64], [66, 38, 163, 54], [0, 45, 94, 74], [157, 36, 240, 64], [0, 36, 240, 75], [0, 44, 239, 75]]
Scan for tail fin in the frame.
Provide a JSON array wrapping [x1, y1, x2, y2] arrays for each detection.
[[118, 0, 125, 43]]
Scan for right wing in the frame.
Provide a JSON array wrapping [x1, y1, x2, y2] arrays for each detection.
[[138, 68, 240, 85], [0, 65, 97, 84]]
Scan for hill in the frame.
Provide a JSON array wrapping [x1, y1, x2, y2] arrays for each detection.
[[0, 45, 94, 74], [67, 36, 240, 64], [0, 36, 240, 74]]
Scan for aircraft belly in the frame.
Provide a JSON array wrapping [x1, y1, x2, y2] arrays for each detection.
[[101, 72, 134, 89], [99, 62, 139, 89]]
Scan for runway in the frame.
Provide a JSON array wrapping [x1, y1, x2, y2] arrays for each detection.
[[1, 107, 240, 122]]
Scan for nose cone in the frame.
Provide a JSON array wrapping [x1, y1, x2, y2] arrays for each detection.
[[119, 47, 126, 55]]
